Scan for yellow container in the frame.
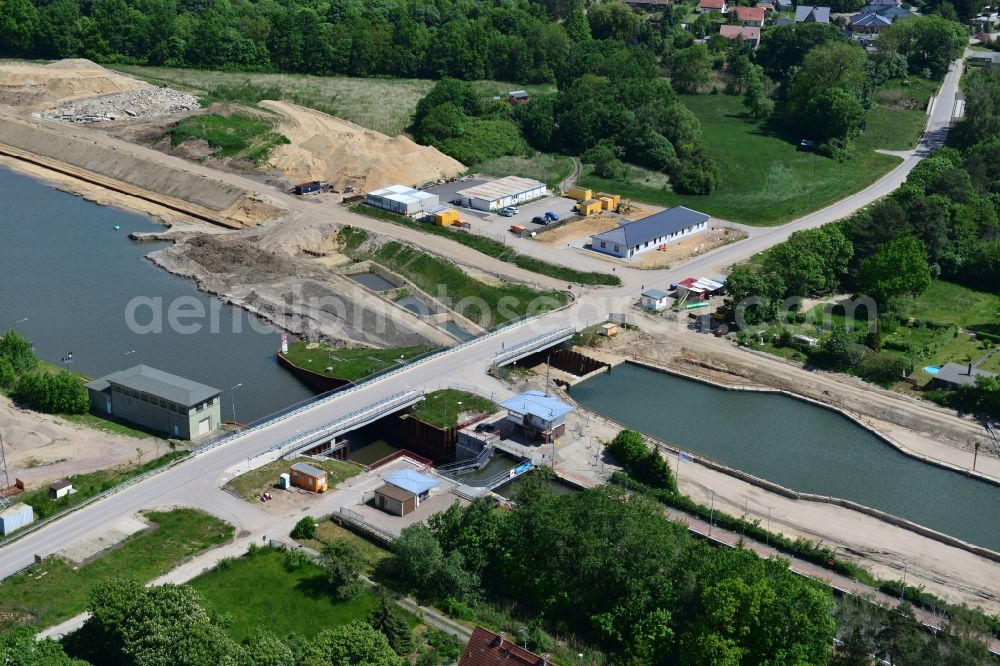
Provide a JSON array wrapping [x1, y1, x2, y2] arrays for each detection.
[[596, 192, 620, 208], [565, 186, 592, 201], [434, 209, 459, 226], [578, 199, 602, 216]]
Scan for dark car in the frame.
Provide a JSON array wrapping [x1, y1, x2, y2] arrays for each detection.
[[544, 211, 560, 222], [531, 216, 548, 225], [475, 422, 497, 433]]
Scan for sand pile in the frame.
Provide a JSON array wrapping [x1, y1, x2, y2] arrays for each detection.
[[260, 100, 464, 192], [0, 59, 147, 110]]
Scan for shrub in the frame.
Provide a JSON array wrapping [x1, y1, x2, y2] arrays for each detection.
[[291, 515, 318, 540], [0, 330, 37, 375], [14, 371, 88, 414], [605, 430, 677, 492], [606, 429, 647, 464], [856, 352, 913, 384], [0, 358, 14, 389], [284, 548, 312, 570]]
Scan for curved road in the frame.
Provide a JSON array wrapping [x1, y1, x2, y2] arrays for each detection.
[[0, 59, 964, 586]]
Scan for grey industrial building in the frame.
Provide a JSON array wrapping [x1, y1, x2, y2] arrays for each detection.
[[591, 206, 709, 259], [454, 176, 546, 211], [84, 365, 222, 440]]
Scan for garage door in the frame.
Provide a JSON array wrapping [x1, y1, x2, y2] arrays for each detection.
[[197, 417, 211, 436]]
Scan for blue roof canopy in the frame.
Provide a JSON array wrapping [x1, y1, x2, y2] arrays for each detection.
[[385, 469, 438, 495], [642, 289, 668, 299], [501, 390, 575, 421]]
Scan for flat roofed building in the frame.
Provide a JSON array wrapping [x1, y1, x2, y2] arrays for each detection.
[[290, 462, 328, 493], [500, 390, 574, 443], [455, 176, 546, 211], [84, 365, 221, 440], [366, 184, 440, 216], [641, 289, 670, 310], [932, 363, 997, 390], [384, 469, 439, 500], [373, 483, 418, 516], [591, 206, 709, 259]]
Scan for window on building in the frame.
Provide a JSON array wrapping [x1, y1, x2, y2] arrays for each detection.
[[600, 241, 606, 248]]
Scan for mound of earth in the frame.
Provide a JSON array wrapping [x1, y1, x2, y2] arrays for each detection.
[[260, 100, 464, 192], [0, 59, 146, 110]]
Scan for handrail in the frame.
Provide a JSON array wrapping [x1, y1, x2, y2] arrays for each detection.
[[491, 327, 575, 366]]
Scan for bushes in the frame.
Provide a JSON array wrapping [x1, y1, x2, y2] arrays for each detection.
[[14, 371, 88, 414], [291, 516, 318, 540], [856, 352, 913, 384], [0, 330, 37, 375], [605, 430, 678, 493]]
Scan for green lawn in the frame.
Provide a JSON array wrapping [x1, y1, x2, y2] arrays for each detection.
[[111, 66, 553, 137], [863, 105, 927, 151], [169, 113, 290, 164], [876, 75, 940, 110], [409, 389, 497, 429], [895, 281, 1000, 329], [475, 153, 575, 189], [0, 509, 232, 628], [347, 205, 620, 286], [362, 241, 569, 327], [579, 93, 914, 225], [14, 451, 189, 520], [282, 341, 437, 381], [189, 547, 377, 641], [226, 457, 359, 502], [297, 520, 392, 575]]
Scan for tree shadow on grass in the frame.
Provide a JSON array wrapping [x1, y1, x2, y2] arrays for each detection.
[[295, 572, 337, 600]]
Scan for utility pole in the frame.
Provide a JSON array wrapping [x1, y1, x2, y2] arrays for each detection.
[[229, 383, 243, 424], [973, 441, 980, 471]]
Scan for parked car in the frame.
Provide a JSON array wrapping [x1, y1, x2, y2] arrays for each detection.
[[532, 215, 548, 225], [499, 208, 515, 217], [798, 139, 816, 152], [544, 211, 560, 222], [500, 206, 519, 216]]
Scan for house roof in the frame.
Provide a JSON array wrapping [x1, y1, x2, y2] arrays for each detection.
[[591, 206, 710, 249], [795, 5, 831, 22], [290, 462, 326, 478], [677, 276, 725, 292], [501, 390, 574, 422], [456, 176, 545, 203], [851, 12, 892, 26], [775, 16, 794, 24], [642, 289, 669, 299], [935, 363, 997, 387], [733, 6, 766, 21], [773, 0, 792, 7], [458, 626, 549, 666], [508, 90, 529, 99], [720, 25, 762, 42], [384, 469, 439, 495], [375, 483, 416, 503], [861, 4, 911, 18], [700, 0, 726, 8], [49, 481, 72, 491], [84, 365, 220, 408]]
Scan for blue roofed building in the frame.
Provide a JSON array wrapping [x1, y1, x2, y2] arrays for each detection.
[[500, 390, 575, 443], [384, 469, 439, 498], [590, 206, 710, 259], [641, 288, 671, 311], [373, 468, 440, 516]]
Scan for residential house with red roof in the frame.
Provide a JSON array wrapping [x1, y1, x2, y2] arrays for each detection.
[[719, 24, 762, 48], [732, 5, 766, 25], [458, 627, 551, 666], [699, 0, 728, 13]]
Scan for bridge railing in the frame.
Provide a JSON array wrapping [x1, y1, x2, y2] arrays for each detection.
[[491, 327, 575, 366]]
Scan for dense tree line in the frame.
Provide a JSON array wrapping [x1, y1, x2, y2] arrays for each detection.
[[382, 480, 837, 664]]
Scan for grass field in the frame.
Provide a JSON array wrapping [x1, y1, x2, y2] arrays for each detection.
[[895, 281, 1000, 329], [361, 241, 569, 327], [296, 520, 392, 575], [112, 66, 554, 137], [475, 153, 574, 189], [579, 93, 918, 225], [15, 451, 188, 520], [410, 389, 497, 428], [348, 205, 620, 286], [282, 341, 437, 380], [169, 113, 289, 164], [0, 509, 232, 628], [189, 547, 377, 641], [226, 457, 359, 501]]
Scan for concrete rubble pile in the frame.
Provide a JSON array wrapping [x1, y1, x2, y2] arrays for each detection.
[[38, 86, 199, 123]]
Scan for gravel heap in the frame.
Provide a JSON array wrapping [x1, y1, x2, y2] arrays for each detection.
[[40, 86, 199, 123]]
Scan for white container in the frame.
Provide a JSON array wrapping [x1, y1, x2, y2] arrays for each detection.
[[0, 503, 34, 535]]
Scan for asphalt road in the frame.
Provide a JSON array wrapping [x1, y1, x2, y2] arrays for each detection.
[[0, 58, 965, 581]]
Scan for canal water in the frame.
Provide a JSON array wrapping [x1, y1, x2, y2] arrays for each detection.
[[349, 272, 398, 291], [570, 362, 1000, 552], [0, 167, 314, 421]]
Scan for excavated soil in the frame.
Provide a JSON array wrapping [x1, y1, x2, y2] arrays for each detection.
[[260, 100, 464, 191], [0, 59, 146, 110]]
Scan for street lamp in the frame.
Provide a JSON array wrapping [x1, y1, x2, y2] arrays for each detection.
[[229, 383, 243, 423], [708, 488, 716, 536], [900, 559, 908, 601]]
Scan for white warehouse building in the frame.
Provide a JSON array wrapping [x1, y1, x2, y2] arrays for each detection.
[[366, 184, 440, 217], [455, 176, 546, 211], [591, 206, 709, 259]]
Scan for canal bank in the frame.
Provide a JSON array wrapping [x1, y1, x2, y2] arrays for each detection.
[[569, 361, 1000, 554], [0, 166, 314, 421]]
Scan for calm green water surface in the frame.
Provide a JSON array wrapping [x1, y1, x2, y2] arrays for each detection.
[[571, 363, 1000, 552]]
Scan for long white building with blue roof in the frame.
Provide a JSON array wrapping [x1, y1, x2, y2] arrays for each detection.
[[591, 206, 709, 259]]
